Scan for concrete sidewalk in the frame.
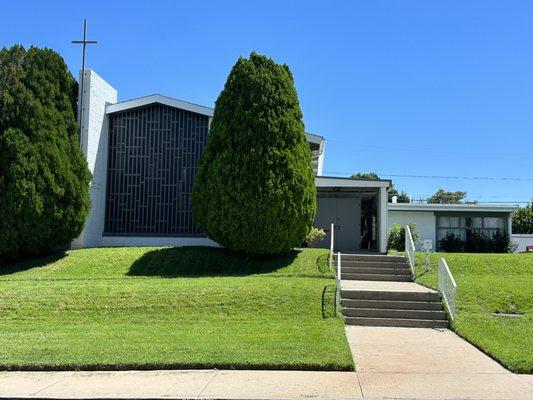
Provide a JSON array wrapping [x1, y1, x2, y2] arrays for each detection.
[[0, 369, 361, 399], [346, 326, 533, 400], [1, 328, 532, 399]]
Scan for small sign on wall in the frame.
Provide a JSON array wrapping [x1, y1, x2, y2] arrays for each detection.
[[422, 240, 433, 251]]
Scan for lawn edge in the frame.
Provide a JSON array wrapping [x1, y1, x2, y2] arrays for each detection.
[[0, 361, 355, 372], [413, 273, 531, 375]]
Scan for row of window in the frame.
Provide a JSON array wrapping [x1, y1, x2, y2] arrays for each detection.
[[436, 215, 507, 241]]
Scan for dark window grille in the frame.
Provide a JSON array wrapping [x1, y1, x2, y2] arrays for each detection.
[[104, 104, 209, 236]]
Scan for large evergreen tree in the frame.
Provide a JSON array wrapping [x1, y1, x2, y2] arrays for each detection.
[[192, 52, 316, 256], [0, 45, 91, 263]]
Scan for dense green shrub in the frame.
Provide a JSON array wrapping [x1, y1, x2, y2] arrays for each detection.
[[387, 223, 419, 251], [440, 230, 514, 253], [192, 52, 316, 256], [466, 230, 489, 253], [0, 45, 91, 263], [512, 203, 533, 234], [304, 227, 326, 247], [491, 230, 515, 253], [440, 232, 463, 252]]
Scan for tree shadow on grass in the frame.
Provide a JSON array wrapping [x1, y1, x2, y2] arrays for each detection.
[[0, 251, 67, 275], [126, 246, 300, 277]]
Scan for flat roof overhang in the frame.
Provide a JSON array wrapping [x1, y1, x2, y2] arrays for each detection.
[[306, 132, 324, 145], [315, 176, 391, 189], [388, 203, 518, 213]]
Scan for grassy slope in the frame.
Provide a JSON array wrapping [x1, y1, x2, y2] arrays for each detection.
[[0, 247, 353, 371], [414, 252, 533, 373]]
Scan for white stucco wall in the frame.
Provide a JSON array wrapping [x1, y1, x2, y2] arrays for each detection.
[[388, 210, 436, 251], [101, 236, 220, 248], [71, 69, 118, 248], [316, 141, 325, 176], [511, 234, 533, 253]]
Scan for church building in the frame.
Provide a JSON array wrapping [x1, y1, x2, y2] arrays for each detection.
[[72, 69, 394, 253]]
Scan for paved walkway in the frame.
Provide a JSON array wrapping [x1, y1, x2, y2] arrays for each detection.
[[341, 279, 439, 293], [0, 369, 361, 399], [346, 325, 533, 400]]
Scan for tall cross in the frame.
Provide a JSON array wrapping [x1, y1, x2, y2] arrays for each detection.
[[72, 19, 97, 143]]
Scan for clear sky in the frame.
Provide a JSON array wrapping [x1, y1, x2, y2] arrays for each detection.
[[2, 1, 532, 204]]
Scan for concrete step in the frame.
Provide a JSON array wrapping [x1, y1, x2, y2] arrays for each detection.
[[340, 260, 409, 269], [342, 299, 444, 311], [343, 307, 447, 320], [341, 273, 412, 282], [345, 316, 449, 328], [341, 266, 411, 275], [341, 289, 441, 302], [336, 254, 406, 263]]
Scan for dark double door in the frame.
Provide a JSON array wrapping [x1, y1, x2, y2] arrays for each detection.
[[314, 195, 361, 252]]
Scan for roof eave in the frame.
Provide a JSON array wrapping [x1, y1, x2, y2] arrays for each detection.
[[105, 94, 214, 117], [315, 175, 391, 188], [388, 203, 518, 213]]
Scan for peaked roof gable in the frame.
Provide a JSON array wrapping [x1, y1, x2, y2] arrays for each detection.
[[105, 94, 214, 117], [105, 94, 324, 145]]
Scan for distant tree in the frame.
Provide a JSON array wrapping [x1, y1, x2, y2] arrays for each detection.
[[0, 45, 91, 263], [512, 202, 533, 234], [351, 172, 410, 203], [192, 52, 316, 256], [352, 172, 380, 181], [427, 189, 466, 204]]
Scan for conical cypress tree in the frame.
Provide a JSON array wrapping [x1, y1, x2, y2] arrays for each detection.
[[0, 45, 91, 263], [192, 52, 316, 256]]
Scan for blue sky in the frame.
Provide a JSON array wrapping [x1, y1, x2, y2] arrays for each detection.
[[2, 1, 532, 204]]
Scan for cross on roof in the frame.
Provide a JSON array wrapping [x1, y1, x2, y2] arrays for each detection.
[[72, 19, 97, 143]]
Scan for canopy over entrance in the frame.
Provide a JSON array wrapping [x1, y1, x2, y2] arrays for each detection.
[[313, 176, 391, 253]]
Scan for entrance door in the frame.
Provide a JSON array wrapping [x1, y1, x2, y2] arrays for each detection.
[[313, 195, 361, 252], [335, 197, 360, 251]]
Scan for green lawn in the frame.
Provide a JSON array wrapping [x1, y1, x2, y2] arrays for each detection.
[[0, 247, 354, 371], [414, 252, 533, 373]]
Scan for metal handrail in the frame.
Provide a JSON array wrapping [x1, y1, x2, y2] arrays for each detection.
[[405, 225, 416, 276], [336, 251, 341, 316], [438, 257, 457, 320], [329, 222, 335, 270]]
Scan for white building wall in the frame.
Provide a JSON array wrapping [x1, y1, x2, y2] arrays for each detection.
[[316, 140, 325, 176], [378, 187, 388, 253], [71, 69, 118, 248], [101, 236, 220, 248], [388, 210, 436, 251], [511, 234, 533, 253]]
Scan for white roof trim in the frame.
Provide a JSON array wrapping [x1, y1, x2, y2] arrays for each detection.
[[105, 94, 214, 117], [316, 176, 391, 188], [388, 203, 518, 213], [106, 95, 325, 144]]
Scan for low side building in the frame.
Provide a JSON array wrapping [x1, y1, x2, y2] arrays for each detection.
[[388, 203, 517, 251]]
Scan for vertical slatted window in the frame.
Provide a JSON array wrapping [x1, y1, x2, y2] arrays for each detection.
[[105, 104, 209, 235]]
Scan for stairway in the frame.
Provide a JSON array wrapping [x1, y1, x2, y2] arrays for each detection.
[[340, 254, 412, 282], [336, 253, 448, 328]]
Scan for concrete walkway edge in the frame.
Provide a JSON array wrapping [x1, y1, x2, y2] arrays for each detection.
[[0, 369, 363, 399]]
